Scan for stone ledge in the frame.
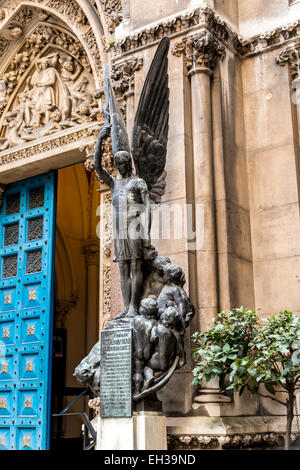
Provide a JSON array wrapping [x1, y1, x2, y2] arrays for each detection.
[[167, 431, 299, 450], [167, 415, 300, 449], [166, 415, 297, 435], [106, 3, 300, 61], [0, 122, 99, 184]]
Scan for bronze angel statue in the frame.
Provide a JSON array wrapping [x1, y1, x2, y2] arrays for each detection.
[[93, 37, 170, 319], [75, 37, 195, 401]]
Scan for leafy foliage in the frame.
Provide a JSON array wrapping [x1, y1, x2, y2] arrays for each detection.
[[192, 309, 300, 449], [227, 311, 300, 396], [192, 307, 259, 391]]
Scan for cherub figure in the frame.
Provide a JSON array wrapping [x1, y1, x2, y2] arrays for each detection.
[[142, 255, 171, 299], [94, 37, 170, 318], [143, 306, 184, 390], [71, 94, 99, 123], [133, 297, 158, 395], [157, 263, 195, 331]]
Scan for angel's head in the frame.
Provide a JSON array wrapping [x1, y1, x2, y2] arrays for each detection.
[[114, 151, 133, 177]]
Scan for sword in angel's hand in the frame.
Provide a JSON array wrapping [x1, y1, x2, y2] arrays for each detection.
[[101, 64, 111, 137]]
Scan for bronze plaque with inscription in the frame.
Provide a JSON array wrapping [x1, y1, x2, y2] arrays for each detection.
[[100, 327, 132, 418]]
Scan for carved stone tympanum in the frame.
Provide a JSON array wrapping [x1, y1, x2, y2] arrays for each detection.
[[0, 49, 99, 150]]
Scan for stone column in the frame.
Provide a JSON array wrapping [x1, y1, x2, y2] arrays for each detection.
[[125, 89, 135, 138], [276, 47, 300, 213], [173, 31, 225, 332], [211, 67, 231, 312], [172, 31, 231, 410], [81, 240, 100, 353]]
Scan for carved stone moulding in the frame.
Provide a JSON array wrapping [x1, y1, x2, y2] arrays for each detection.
[[276, 46, 300, 80], [167, 433, 298, 450], [0, 19, 103, 154], [0, 0, 88, 29], [99, 0, 123, 34], [104, 3, 300, 59], [83, 135, 116, 181], [172, 30, 226, 73], [105, 4, 247, 58], [102, 263, 111, 329], [110, 56, 143, 95], [0, 122, 100, 183]]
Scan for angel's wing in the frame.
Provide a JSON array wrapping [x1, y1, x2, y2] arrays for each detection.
[[105, 64, 130, 155], [131, 37, 170, 204]]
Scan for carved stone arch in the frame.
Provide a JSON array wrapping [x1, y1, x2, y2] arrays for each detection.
[[94, 0, 123, 36], [0, 0, 106, 86]]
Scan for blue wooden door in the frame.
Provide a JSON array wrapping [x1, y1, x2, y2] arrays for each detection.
[[0, 171, 57, 450]]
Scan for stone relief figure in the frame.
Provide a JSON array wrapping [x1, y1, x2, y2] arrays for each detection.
[[0, 111, 26, 149], [27, 55, 60, 127], [75, 38, 195, 402], [0, 51, 99, 149]]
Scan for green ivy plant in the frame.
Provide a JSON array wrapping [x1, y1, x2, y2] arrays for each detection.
[[192, 308, 300, 450]]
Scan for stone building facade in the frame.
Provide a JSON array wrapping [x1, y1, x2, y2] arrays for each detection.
[[0, 0, 299, 450]]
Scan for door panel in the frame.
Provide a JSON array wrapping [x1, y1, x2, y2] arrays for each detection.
[[0, 171, 57, 450]]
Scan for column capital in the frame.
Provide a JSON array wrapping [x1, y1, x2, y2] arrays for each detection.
[[54, 293, 79, 328], [172, 30, 226, 75], [111, 56, 144, 97], [276, 46, 300, 80], [81, 239, 100, 266]]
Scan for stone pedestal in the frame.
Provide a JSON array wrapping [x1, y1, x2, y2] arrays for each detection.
[[96, 412, 167, 450]]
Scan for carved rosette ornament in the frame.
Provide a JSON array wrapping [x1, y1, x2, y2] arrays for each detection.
[[172, 31, 226, 74]]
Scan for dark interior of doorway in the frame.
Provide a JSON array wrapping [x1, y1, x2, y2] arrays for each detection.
[[48, 164, 98, 451], [50, 327, 93, 451]]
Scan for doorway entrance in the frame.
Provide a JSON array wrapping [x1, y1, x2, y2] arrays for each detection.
[[50, 163, 100, 451], [0, 163, 100, 450], [0, 171, 57, 450]]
